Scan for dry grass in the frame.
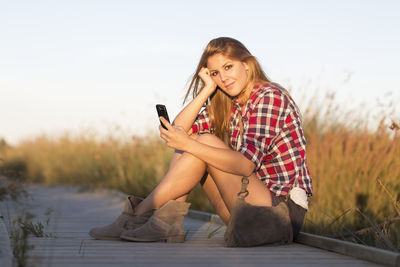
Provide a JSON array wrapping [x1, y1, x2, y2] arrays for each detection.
[[0, 93, 399, 250], [303, 117, 399, 250], [0, 133, 214, 213], [299, 92, 400, 251]]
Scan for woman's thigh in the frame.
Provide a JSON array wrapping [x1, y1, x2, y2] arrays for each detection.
[[195, 134, 272, 213]]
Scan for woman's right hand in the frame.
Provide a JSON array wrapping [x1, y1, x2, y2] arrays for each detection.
[[198, 67, 217, 95]]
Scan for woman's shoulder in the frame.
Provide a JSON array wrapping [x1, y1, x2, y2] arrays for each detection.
[[259, 82, 287, 93], [251, 82, 288, 103], [254, 82, 301, 117]]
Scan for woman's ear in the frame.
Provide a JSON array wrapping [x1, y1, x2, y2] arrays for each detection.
[[243, 62, 249, 71]]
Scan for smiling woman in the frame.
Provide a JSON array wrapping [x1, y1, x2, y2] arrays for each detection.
[[89, 37, 312, 247], [184, 37, 276, 142], [207, 54, 249, 99]]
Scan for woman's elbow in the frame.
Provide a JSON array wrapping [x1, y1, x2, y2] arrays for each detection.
[[242, 160, 256, 177]]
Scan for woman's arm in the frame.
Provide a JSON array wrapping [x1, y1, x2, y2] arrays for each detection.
[[173, 85, 214, 132], [173, 68, 217, 132], [186, 139, 256, 176], [160, 117, 255, 176], [162, 68, 255, 176]]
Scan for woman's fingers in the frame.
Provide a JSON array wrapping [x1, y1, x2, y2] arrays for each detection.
[[159, 124, 169, 141], [159, 119, 176, 143], [199, 67, 208, 75], [159, 117, 173, 131], [199, 67, 211, 79], [158, 121, 190, 151], [198, 67, 217, 93]]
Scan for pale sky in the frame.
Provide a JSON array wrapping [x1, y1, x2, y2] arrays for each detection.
[[1, 0, 399, 144]]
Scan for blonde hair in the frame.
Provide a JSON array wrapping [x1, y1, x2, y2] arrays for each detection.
[[184, 37, 271, 144]]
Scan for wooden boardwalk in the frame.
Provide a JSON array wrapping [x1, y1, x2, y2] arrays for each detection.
[[0, 185, 384, 266]]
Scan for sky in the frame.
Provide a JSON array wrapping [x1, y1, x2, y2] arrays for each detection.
[[1, 0, 399, 144]]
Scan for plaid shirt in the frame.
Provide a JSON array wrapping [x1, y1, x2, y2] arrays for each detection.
[[192, 83, 313, 196]]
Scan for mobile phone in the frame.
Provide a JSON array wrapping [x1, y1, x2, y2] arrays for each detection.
[[156, 104, 170, 130]]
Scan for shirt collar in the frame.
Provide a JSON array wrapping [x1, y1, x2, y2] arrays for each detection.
[[233, 83, 270, 112]]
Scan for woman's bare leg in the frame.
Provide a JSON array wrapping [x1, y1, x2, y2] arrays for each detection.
[[196, 134, 272, 213], [134, 134, 271, 221], [200, 173, 231, 224], [156, 149, 229, 222], [169, 150, 189, 202], [133, 148, 207, 215]]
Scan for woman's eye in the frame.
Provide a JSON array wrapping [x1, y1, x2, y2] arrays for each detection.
[[225, 64, 233, 70], [211, 72, 218, 77]]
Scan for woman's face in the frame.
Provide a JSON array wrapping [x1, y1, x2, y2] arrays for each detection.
[[207, 53, 249, 98]]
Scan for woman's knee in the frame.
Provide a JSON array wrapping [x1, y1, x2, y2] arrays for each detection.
[[195, 134, 228, 148]]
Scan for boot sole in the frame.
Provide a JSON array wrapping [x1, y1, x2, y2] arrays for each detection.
[[89, 232, 122, 241], [120, 234, 185, 243]]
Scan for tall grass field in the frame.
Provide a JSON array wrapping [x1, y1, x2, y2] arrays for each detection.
[[1, 94, 399, 251]]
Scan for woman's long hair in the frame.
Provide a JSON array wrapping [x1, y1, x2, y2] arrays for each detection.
[[184, 37, 271, 144]]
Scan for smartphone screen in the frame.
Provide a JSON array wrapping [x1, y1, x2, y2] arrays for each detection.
[[156, 104, 170, 130]]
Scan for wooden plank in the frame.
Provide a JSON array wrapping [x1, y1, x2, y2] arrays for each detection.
[[0, 185, 383, 266], [0, 214, 12, 267], [296, 232, 400, 267]]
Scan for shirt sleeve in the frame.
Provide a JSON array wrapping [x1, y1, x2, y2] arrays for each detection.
[[191, 107, 213, 135], [238, 90, 288, 169]]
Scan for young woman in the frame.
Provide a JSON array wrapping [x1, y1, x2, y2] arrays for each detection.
[[89, 37, 313, 244]]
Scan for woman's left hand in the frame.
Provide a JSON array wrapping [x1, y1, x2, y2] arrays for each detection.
[[159, 117, 192, 151]]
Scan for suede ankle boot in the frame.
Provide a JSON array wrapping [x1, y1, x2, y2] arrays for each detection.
[[120, 200, 190, 243], [89, 195, 153, 240]]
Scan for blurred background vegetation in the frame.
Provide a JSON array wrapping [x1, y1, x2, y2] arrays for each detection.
[[0, 91, 399, 251]]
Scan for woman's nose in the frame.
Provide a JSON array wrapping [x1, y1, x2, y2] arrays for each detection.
[[219, 72, 227, 82]]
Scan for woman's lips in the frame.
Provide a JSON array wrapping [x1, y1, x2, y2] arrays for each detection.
[[225, 81, 235, 89]]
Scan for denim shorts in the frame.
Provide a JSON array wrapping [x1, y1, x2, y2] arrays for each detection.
[[271, 195, 307, 238]]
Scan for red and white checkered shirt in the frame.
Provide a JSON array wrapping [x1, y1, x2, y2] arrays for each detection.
[[192, 83, 313, 196]]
